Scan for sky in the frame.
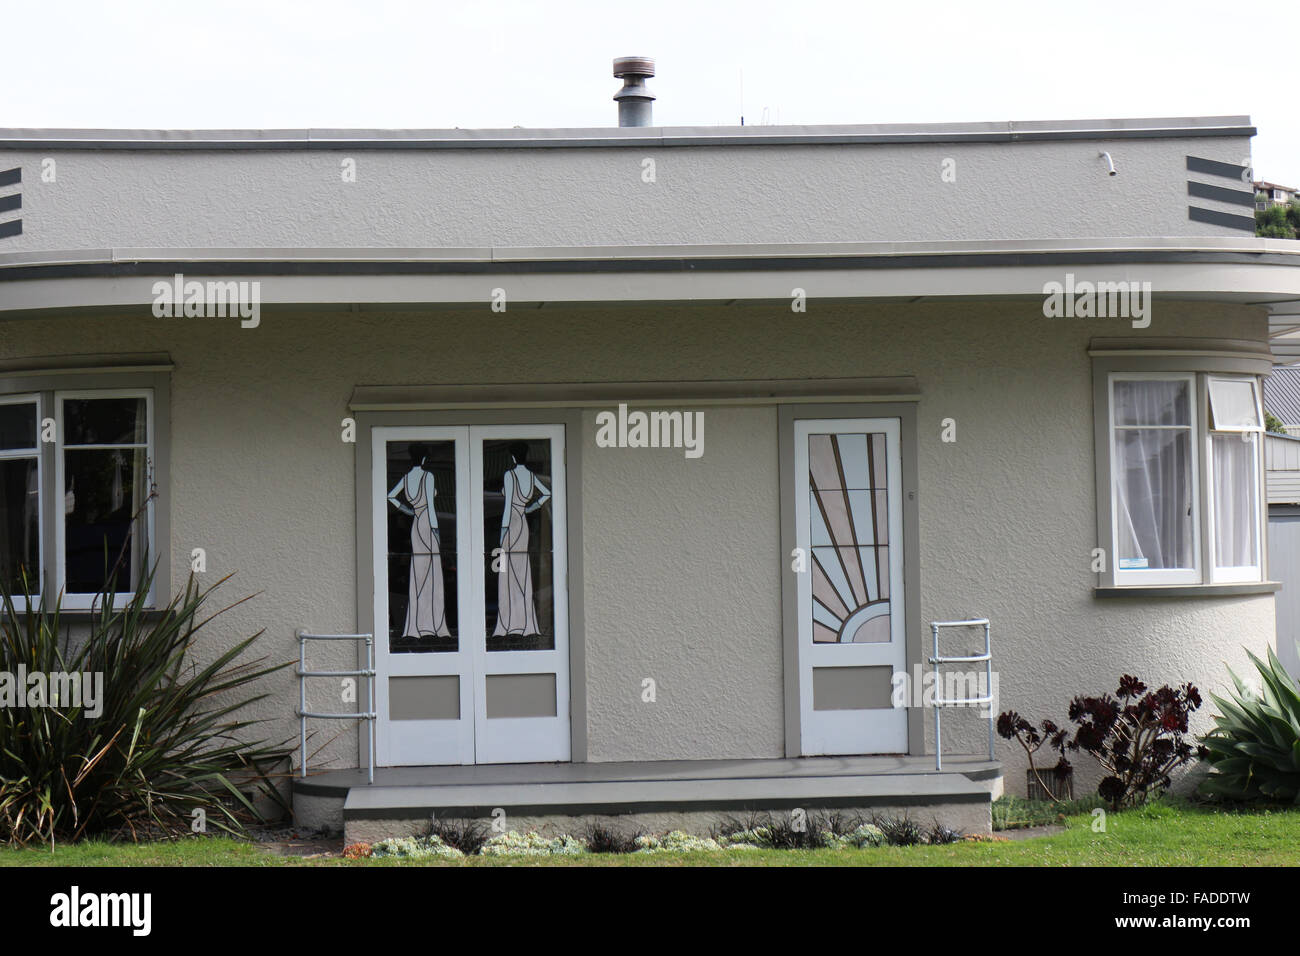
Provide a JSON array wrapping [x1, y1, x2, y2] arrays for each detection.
[[5, 0, 1298, 186]]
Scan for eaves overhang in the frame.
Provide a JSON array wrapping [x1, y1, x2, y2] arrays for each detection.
[[2, 237, 1298, 358]]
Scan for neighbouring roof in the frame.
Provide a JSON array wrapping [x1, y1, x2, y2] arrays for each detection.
[[1265, 366, 1300, 422]]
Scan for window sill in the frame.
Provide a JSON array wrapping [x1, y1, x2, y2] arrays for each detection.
[[47, 608, 170, 622], [1094, 582, 1281, 599]]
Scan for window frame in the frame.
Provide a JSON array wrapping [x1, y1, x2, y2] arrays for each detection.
[[1093, 344, 1271, 593], [1205, 374, 1265, 584], [0, 392, 43, 605], [53, 387, 156, 609], [1108, 371, 1202, 586], [0, 362, 170, 612]]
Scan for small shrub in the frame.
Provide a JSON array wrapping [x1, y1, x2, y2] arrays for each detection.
[[999, 674, 1207, 811], [1199, 646, 1300, 803], [0, 561, 291, 846], [480, 830, 586, 856], [874, 814, 925, 846], [715, 810, 852, 849], [926, 821, 964, 845], [1067, 676, 1207, 810], [426, 817, 490, 856], [763, 813, 835, 849], [634, 830, 720, 853], [583, 821, 641, 854], [370, 835, 463, 859], [837, 822, 885, 848], [995, 711, 1072, 804], [342, 842, 372, 859]]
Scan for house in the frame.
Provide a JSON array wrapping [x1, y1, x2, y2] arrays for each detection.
[[1255, 180, 1298, 210], [1264, 363, 1300, 433], [2, 69, 1297, 839]]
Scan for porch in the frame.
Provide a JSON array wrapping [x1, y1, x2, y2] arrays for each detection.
[[290, 754, 1003, 843]]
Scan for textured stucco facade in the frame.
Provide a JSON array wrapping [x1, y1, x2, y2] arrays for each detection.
[[0, 125, 1256, 253], [0, 117, 1291, 812], [0, 298, 1276, 790]]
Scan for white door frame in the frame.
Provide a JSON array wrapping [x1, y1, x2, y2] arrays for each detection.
[[470, 424, 570, 764], [372, 426, 475, 766], [371, 424, 570, 766], [794, 417, 907, 755]]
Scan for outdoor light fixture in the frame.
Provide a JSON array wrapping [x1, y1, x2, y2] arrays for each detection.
[[1099, 151, 1117, 176]]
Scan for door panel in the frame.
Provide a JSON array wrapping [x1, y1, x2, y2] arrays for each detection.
[[374, 428, 473, 766], [796, 419, 907, 755], [470, 425, 570, 763], [373, 424, 570, 766]]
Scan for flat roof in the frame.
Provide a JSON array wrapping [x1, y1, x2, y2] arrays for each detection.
[[0, 116, 1255, 150]]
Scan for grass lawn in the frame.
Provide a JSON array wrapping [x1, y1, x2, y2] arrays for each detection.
[[1, 801, 1297, 866]]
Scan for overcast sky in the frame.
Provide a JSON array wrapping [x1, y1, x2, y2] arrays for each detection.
[[7, 0, 1298, 186]]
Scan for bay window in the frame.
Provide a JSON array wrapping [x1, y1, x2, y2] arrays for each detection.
[[1098, 352, 1267, 590]]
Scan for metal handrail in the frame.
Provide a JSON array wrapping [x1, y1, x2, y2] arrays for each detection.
[[296, 630, 376, 784], [928, 618, 994, 771]]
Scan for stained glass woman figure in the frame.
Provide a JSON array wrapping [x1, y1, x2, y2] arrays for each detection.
[[493, 441, 550, 637], [388, 444, 451, 638]]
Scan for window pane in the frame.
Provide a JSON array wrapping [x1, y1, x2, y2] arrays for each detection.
[[1114, 379, 1190, 427], [1114, 428, 1194, 570], [482, 438, 554, 651], [0, 402, 37, 451], [0, 457, 39, 595], [385, 440, 457, 654], [63, 448, 149, 593], [808, 431, 893, 645], [1208, 379, 1261, 431], [1212, 434, 1259, 570], [63, 397, 146, 446]]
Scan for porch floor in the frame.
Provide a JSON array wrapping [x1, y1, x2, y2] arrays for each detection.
[[292, 754, 1002, 836]]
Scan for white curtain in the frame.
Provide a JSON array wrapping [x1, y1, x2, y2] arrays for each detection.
[[1114, 381, 1194, 570], [1212, 434, 1257, 569]]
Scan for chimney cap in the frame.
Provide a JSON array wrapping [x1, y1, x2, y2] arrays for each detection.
[[613, 56, 655, 78]]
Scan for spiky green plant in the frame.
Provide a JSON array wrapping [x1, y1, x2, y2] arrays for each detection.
[[1199, 646, 1300, 804], [0, 564, 292, 845]]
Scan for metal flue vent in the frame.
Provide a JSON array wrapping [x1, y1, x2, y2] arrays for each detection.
[[613, 56, 656, 127]]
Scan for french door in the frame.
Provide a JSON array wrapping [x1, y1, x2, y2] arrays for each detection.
[[794, 418, 907, 755], [372, 424, 569, 766]]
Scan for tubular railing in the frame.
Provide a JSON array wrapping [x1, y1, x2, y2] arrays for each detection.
[[927, 618, 994, 771], [296, 630, 376, 784]]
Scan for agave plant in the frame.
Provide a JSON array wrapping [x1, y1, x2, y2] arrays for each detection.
[[1199, 646, 1300, 804], [0, 562, 292, 845]]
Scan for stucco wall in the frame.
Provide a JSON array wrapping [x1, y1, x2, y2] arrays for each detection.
[[0, 132, 1254, 252], [0, 298, 1276, 791]]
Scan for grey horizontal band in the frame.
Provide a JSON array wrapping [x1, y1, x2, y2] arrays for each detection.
[[0, 219, 21, 239], [339, 790, 992, 818], [0, 117, 1256, 151], [1187, 155, 1251, 180], [2, 245, 1296, 282], [1187, 180, 1255, 207], [1188, 205, 1256, 232], [0, 167, 19, 187], [0, 194, 20, 214]]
